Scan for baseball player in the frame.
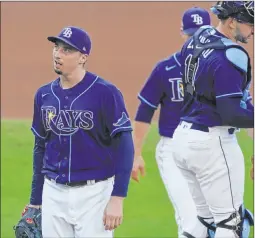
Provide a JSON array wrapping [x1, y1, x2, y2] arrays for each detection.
[[172, 1, 254, 237], [131, 7, 213, 237], [18, 26, 134, 237]]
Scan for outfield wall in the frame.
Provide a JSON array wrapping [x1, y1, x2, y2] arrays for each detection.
[[2, 2, 253, 119]]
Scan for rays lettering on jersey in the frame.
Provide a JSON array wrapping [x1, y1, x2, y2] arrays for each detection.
[[169, 78, 184, 102], [41, 106, 94, 136]]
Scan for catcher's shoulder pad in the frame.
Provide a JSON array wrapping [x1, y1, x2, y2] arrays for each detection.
[[221, 38, 248, 73], [225, 47, 248, 73], [220, 38, 239, 47], [14, 206, 42, 238]]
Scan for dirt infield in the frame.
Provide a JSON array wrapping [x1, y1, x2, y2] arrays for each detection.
[[2, 2, 254, 119]]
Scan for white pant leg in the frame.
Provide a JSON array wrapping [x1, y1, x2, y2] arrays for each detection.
[[42, 178, 75, 238], [202, 132, 244, 238], [156, 137, 198, 237], [172, 141, 213, 238], [173, 124, 245, 238], [74, 177, 114, 238], [42, 177, 114, 238]]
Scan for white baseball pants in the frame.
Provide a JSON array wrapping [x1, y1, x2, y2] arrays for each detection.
[[42, 176, 114, 238], [156, 136, 198, 237], [172, 121, 245, 238]]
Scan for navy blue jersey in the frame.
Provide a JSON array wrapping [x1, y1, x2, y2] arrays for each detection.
[[31, 71, 132, 183], [180, 27, 252, 127], [138, 52, 184, 137]]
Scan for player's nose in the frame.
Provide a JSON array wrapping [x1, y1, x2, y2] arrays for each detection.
[[53, 51, 61, 62], [53, 51, 62, 62]]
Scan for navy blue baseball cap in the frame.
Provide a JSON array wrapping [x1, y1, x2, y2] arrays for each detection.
[[47, 26, 92, 55], [182, 7, 211, 35]]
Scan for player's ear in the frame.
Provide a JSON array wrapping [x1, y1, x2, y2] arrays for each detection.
[[228, 17, 237, 30], [79, 54, 88, 64]]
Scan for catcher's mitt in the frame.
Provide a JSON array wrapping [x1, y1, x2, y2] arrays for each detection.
[[13, 205, 42, 238]]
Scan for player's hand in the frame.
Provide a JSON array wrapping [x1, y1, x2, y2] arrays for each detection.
[[22, 204, 41, 217], [103, 196, 124, 231], [27, 204, 41, 209], [14, 204, 42, 237], [250, 155, 254, 180], [131, 155, 145, 182]]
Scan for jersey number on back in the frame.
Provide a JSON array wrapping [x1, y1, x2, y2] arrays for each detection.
[[187, 39, 214, 58]]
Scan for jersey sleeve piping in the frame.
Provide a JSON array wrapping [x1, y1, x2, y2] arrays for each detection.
[[138, 94, 158, 109], [216, 92, 243, 99], [110, 126, 133, 137], [31, 127, 47, 140]]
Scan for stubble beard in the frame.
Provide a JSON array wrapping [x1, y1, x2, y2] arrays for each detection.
[[234, 26, 249, 44], [54, 68, 63, 75]]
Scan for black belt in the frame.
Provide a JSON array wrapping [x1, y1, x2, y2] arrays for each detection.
[[45, 175, 108, 187], [191, 123, 209, 132], [179, 121, 236, 135]]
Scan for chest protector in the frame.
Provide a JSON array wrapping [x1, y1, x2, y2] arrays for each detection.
[[184, 26, 251, 104]]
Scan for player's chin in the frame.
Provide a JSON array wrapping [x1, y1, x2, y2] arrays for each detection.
[[54, 68, 63, 75], [241, 35, 252, 44], [242, 38, 250, 44], [246, 35, 253, 43], [237, 37, 248, 44]]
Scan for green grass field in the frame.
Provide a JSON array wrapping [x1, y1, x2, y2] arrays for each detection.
[[1, 120, 254, 238]]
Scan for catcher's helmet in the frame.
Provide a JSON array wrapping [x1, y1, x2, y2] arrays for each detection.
[[211, 1, 254, 24]]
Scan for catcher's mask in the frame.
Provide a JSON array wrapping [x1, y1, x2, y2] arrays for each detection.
[[211, 1, 254, 25]]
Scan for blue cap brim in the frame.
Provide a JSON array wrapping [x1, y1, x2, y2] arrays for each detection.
[[47, 36, 82, 53]]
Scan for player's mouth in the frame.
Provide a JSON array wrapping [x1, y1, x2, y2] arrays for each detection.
[[54, 60, 62, 67]]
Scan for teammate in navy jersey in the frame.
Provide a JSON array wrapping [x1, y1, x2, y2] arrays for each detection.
[[172, 1, 254, 237], [23, 26, 134, 237], [131, 7, 213, 237]]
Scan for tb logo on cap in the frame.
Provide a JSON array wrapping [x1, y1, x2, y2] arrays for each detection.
[[191, 14, 203, 25], [62, 27, 73, 38]]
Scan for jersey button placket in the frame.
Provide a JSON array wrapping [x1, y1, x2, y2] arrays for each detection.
[[64, 94, 69, 109]]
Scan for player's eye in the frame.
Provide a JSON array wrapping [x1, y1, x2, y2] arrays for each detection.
[[63, 47, 72, 53]]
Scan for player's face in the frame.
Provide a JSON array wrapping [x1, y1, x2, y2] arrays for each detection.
[[52, 41, 87, 75], [234, 20, 254, 44], [180, 26, 190, 41]]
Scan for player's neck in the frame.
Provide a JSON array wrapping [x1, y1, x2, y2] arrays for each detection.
[[60, 69, 86, 89], [216, 24, 237, 43]]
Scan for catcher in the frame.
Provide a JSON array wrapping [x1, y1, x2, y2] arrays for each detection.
[[13, 205, 42, 238]]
